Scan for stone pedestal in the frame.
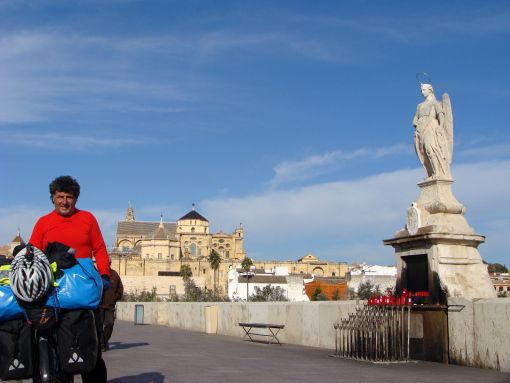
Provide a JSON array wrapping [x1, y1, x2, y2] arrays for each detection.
[[384, 179, 496, 300]]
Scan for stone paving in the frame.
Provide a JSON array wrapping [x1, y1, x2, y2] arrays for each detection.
[[82, 320, 510, 383]]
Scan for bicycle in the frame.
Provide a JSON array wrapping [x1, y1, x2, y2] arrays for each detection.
[[29, 306, 98, 383], [33, 326, 74, 383], [4, 243, 100, 383]]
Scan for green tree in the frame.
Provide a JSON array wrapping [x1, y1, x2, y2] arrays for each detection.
[[311, 285, 328, 301], [181, 279, 230, 302], [357, 280, 381, 300], [487, 263, 508, 274], [180, 264, 192, 282], [241, 256, 254, 301], [208, 249, 221, 294], [250, 285, 288, 302], [241, 256, 253, 271]]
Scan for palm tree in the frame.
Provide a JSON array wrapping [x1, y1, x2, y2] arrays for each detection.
[[241, 256, 253, 301], [208, 249, 221, 295]]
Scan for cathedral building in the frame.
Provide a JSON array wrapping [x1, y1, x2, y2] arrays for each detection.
[[114, 203, 246, 261], [111, 204, 348, 296]]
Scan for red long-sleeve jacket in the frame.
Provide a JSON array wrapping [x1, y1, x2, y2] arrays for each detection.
[[30, 209, 110, 276]]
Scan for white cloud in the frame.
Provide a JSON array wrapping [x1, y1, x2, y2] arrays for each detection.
[[0, 131, 149, 150], [0, 31, 195, 124], [196, 31, 338, 61], [0, 206, 46, 245], [203, 159, 510, 264], [271, 144, 411, 187], [456, 143, 510, 161], [205, 167, 418, 238]]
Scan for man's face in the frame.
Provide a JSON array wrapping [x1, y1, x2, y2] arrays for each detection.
[[52, 191, 77, 217]]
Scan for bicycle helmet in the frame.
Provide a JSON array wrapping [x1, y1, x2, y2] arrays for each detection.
[[9, 244, 53, 303]]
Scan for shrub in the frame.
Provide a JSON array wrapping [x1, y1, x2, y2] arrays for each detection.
[[311, 285, 328, 301], [357, 280, 382, 300], [121, 287, 163, 302], [250, 285, 288, 302]]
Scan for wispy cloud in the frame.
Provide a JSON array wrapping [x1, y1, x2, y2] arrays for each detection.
[[0, 31, 197, 124], [271, 144, 411, 187], [0, 206, 47, 245], [456, 143, 510, 161], [0, 28, 338, 125], [0, 131, 153, 150], [195, 30, 338, 61], [303, 7, 510, 47]]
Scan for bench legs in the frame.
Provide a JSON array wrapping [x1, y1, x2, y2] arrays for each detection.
[[240, 326, 282, 345]]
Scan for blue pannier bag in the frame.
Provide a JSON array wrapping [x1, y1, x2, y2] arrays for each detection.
[[0, 286, 23, 321], [47, 258, 103, 310]]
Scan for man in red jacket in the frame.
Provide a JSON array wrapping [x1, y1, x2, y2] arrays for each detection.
[[30, 175, 110, 383]]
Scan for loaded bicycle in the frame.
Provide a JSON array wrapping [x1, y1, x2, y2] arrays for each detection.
[[0, 243, 102, 382]]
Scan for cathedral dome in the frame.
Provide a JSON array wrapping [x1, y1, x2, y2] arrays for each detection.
[[178, 204, 208, 222]]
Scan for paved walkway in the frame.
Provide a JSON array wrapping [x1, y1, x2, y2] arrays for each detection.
[[86, 320, 510, 383]]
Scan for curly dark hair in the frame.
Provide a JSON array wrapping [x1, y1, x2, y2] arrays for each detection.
[[49, 176, 81, 198]]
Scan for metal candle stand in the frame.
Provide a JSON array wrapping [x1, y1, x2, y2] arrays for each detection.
[[334, 291, 423, 362]]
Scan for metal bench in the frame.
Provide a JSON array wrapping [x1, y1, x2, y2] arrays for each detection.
[[238, 322, 285, 345]]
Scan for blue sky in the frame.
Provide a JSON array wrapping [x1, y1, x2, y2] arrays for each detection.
[[1, 0, 509, 265]]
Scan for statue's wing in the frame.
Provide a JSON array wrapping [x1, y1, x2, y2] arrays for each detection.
[[442, 93, 454, 163]]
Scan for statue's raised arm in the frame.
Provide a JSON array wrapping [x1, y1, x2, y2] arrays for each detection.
[[413, 83, 453, 180]]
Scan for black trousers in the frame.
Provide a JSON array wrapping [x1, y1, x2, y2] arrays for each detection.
[[100, 308, 115, 348], [81, 308, 107, 383]]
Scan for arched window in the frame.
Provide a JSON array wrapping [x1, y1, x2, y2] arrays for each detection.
[[191, 227, 195, 233], [190, 243, 197, 256]]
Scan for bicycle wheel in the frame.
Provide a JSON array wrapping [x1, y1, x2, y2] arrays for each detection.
[[48, 333, 74, 383]]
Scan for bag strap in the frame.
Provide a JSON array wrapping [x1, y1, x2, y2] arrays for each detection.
[[0, 265, 10, 286]]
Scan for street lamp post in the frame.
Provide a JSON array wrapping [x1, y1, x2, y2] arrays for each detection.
[[245, 270, 254, 301]]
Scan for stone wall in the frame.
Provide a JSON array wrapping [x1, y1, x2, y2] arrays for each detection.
[[121, 275, 205, 297], [116, 301, 356, 349], [116, 298, 510, 371], [448, 297, 510, 372]]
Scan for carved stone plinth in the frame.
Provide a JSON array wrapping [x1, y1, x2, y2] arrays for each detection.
[[384, 233, 496, 300], [385, 179, 496, 300], [395, 179, 474, 238]]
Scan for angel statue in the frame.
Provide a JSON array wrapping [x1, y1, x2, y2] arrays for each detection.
[[412, 83, 453, 180]]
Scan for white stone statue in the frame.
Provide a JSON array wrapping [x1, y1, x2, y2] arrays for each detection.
[[413, 83, 453, 180]]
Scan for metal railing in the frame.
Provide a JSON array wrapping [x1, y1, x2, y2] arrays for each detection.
[[334, 295, 413, 362]]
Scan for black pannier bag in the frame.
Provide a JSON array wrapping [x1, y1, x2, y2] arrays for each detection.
[[57, 309, 98, 374], [0, 318, 33, 380]]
